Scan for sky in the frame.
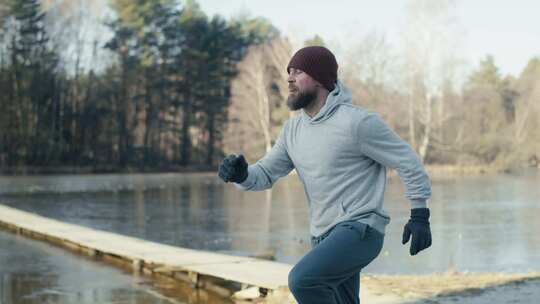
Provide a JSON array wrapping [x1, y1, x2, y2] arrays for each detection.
[[196, 0, 540, 77]]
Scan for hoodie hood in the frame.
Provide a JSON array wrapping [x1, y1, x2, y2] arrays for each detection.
[[302, 80, 352, 124]]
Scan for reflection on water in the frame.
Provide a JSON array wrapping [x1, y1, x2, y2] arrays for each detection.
[[0, 230, 231, 304], [0, 170, 539, 274]]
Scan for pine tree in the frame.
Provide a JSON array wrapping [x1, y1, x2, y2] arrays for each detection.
[[5, 0, 59, 165]]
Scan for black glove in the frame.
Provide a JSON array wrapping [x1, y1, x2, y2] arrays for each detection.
[[402, 208, 432, 256], [218, 154, 248, 183]]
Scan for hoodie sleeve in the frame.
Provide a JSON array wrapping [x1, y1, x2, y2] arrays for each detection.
[[235, 122, 295, 191], [356, 112, 431, 208]]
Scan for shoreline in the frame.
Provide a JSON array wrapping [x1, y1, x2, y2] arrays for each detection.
[[1, 164, 538, 176], [0, 165, 217, 176]]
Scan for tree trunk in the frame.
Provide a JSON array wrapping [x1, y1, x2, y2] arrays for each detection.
[[118, 53, 130, 168], [206, 111, 215, 166], [418, 92, 432, 162], [408, 93, 417, 151], [180, 97, 192, 166]]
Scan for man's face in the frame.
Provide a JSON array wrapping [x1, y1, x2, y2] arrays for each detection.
[[287, 68, 318, 111]]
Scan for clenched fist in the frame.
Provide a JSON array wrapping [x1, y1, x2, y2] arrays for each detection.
[[218, 154, 248, 183]]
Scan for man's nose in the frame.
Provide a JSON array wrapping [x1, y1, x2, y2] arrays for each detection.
[[287, 74, 295, 83]]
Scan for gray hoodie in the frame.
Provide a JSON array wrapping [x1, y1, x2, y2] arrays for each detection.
[[236, 80, 431, 237]]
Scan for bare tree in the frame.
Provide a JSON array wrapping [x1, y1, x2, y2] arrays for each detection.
[[401, 0, 463, 162], [225, 38, 291, 160], [343, 31, 398, 91], [341, 31, 404, 129]]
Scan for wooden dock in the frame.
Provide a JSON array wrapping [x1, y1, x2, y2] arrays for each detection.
[[0, 204, 293, 302]]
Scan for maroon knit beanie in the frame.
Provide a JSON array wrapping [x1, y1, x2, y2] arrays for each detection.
[[287, 46, 338, 91]]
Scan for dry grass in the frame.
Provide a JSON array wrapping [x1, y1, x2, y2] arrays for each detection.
[[244, 272, 540, 303], [361, 271, 540, 299]]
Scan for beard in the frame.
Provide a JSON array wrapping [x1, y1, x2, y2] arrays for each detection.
[[287, 88, 317, 111]]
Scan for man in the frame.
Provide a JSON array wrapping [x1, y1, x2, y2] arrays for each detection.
[[218, 46, 432, 304]]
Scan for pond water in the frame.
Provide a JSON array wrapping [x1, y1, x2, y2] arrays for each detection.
[[0, 229, 231, 304], [0, 170, 539, 276]]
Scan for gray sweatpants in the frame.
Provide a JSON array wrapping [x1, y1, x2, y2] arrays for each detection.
[[288, 221, 384, 304]]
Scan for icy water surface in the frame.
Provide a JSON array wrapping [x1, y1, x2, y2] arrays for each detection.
[[1, 170, 539, 275], [0, 229, 231, 304]]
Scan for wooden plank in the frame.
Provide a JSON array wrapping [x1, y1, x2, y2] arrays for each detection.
[[189, 260, 291, 288], [0, 204, 291, 290]]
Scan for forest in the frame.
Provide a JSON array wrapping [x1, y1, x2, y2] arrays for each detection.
[[0, 0, 538, 173]]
